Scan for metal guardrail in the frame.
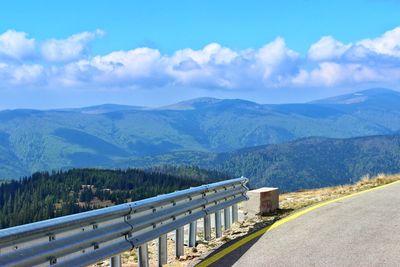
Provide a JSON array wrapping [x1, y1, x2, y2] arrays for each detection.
[[0, 177, 248, 267]]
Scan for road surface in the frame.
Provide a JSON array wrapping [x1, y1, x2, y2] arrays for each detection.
[[207, 182, 400, 267]]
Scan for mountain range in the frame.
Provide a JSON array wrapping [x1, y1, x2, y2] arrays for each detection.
[[1, 88, 400, 182]]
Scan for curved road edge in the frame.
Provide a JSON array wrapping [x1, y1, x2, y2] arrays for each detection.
[[195, 180, 400, 267]]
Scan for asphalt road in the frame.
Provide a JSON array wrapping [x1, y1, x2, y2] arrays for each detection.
[[209, 182, 400, 267]]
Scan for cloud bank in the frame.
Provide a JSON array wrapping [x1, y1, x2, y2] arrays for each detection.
[[1, 27, 400, 90], [41, 29, 105, 62]]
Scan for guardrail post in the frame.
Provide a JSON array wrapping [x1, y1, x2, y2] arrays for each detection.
[[158, 234, 168, 266], [203, 214, 211, 241], [224, 207, 231, 230], [189, 220, 197, 247], [138, 243, 149, 267], [176, 226, 184, 257], [232, 204, 239, 223], [215, 210, 222, 238], [110, 254, 122, 267]]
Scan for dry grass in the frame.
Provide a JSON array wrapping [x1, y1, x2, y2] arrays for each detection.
[[280, 173, 400, 211]]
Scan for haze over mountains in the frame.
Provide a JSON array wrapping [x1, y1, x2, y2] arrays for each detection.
[[0, 88, 400, 186]]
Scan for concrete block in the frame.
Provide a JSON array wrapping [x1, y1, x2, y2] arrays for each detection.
[[244, 187, 279, 216]]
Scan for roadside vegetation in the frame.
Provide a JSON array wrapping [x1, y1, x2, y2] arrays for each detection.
[[280, 173, 400, 210]]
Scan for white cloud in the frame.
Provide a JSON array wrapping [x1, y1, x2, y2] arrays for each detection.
[[2, 26, 400, 90], [164, 38, 299, 89], [41, 29, 104, 62], [255, 37, 299, 82], [171, 43, 238, 65], [50, 47, 168, 88], [308, 36, 351, 61], [11, 64, 44, 85], [292, 62, 382, 87], [358, 26, 400, 57], [257, 38, 298, 67], [0, 63, 44, 86], [0, 30, 36, 60], [168, 43, 239, 88], [302, 27, 400, 87], [308, 27, 400, 62], [52, 39, 298, 89]]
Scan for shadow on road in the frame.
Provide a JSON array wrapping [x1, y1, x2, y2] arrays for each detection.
[[198, 208, 293, 266]]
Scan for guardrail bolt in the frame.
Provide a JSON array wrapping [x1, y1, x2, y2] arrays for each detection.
[[48, 234, 55, 242], [189, 220, 197, 247], [138, 243, 149, 267], [176, 226, 184, 257], [158, 234, 168, 266], [49, 258, 57, 265]]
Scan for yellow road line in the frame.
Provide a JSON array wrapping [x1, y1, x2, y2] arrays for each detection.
[[196, 180, 400, 267]]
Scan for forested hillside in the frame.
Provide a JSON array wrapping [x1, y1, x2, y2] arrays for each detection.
[[1, 88, 400, 179], [108, 135, 400, 192], [0, 167, 228, 228], [211, 135, 400, 191]]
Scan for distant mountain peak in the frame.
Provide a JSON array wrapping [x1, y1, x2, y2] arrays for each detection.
[[311, 88, 400, 105], [356, 88, 398, 95], [61, 104, 146, 114], [160, 97, 258, 110], [159, 97, 221, 110], [176, 97, 222, 105]]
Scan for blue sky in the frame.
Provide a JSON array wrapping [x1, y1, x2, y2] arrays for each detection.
[[1, 0, 400, 109]]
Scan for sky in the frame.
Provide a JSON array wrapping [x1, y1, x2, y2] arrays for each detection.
[[1, 0, 400, 109]]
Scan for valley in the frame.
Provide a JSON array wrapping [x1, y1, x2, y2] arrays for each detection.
[[0, 88, 399, 180], [0, 88, 399, 192]]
